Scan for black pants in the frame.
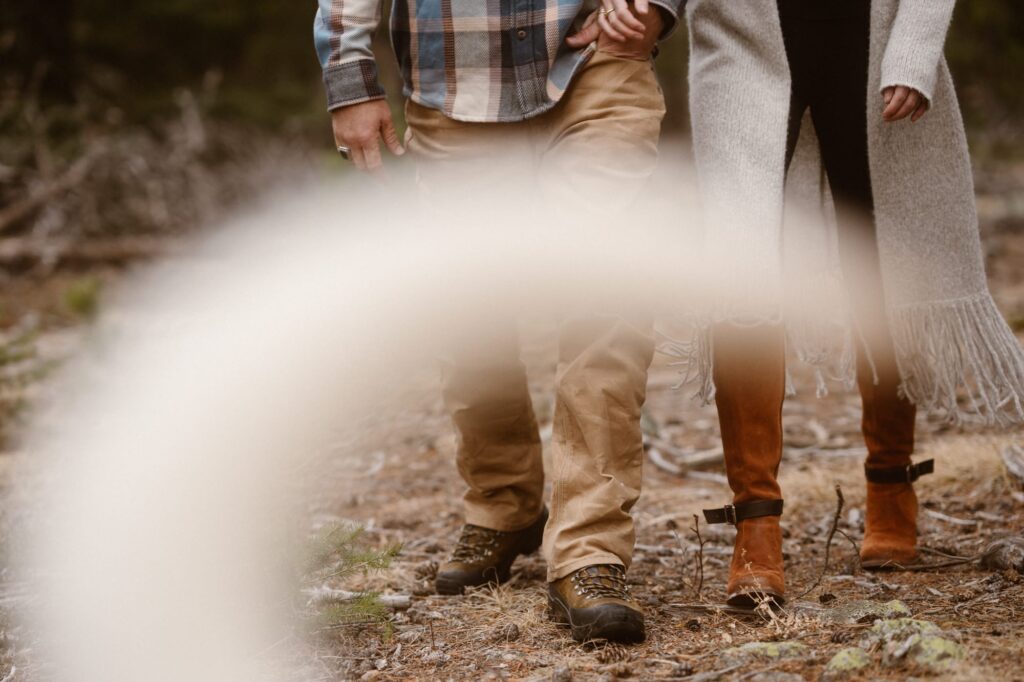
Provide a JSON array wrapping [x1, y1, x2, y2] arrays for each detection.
[[778, 0, 891, 359], [776, 0, 917, 453]]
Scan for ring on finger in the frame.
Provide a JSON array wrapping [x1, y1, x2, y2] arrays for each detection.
[[599, 8, 615, 15], [337, 145, 351, 161]]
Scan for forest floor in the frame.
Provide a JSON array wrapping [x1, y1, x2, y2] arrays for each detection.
[[0, 168, 1022, 681], [299, 332, 1024, 682]]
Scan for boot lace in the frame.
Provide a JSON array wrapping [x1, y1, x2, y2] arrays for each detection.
[[570, 565, 631, 600], [450, 524, 504, 564]]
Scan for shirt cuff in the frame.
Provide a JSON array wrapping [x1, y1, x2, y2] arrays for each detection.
[[648, 0, 681, 40], [323, 59, 387, 111]]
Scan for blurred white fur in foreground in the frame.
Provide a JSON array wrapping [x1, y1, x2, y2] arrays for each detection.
[[16, 168, 728, 681]]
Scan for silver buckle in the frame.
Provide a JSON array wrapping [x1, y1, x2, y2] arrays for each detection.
[[905, 464, 915, 483], [724, 504, 737, 525]]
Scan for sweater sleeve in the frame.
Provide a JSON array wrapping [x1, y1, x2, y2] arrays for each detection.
[[879, 0, 956, 103], [313, 0, 387, 111], [648, 0, 685, 39]]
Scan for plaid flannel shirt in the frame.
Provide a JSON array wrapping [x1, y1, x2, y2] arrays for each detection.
[[314, 0, 683, 123]]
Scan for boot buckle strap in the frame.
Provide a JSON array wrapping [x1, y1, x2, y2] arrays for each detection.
[[866, 458, 935, 484], [702, 499, 784, 525]]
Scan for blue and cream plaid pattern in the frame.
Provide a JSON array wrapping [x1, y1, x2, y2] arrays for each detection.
[[314, 0, 682, 122]]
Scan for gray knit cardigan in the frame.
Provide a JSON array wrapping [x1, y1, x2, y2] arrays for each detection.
[[681, 0, 1024, 425]]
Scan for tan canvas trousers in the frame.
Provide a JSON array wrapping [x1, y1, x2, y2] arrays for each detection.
[[406, 49, 664, 580]]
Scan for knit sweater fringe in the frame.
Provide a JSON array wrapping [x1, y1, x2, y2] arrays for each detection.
[[659, 292, 1024, 427]]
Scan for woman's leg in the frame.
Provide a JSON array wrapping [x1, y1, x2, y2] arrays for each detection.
[[799, 0, 928, 568], [708, 323, 788, 606], [696, 0, 817, 609]]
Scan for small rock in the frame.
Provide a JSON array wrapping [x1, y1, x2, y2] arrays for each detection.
[[906, 635, 966, 673], [359, 672, 383, 681], [685, 618, 702, 632], [721, 641, 810, 666], [551, 664, 572, 682], [823, 599, 911, 625], [860, 618, 940, 649], [860, 618, 964, 673], [492, 622, 520, 642], [980, 537, 1024, 572], [822, 647, 871, 680]]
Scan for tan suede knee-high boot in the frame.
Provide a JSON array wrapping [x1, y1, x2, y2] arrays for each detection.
[[705, 324, 787, 607], [856, 346, 931, 569]]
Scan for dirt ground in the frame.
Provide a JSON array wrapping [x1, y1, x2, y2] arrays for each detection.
[[301, 334, 1024, 681], [0, 178, 1022, 681]]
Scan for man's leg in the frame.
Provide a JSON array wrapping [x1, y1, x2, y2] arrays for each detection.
[[540, 50, 665, 213], [804, 2, 927, 570], [404, 103, 548, 592], [536, 51, 662, 643], [545, 313, 655, 643]]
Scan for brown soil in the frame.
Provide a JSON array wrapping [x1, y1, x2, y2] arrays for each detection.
[[305, 337, 1024, 681]]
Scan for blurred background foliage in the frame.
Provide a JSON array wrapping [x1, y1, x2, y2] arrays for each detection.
[[2, 0, 1022, 146]]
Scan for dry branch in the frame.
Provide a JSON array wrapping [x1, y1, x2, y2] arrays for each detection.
[[924, 509, 978, 527], [795, 483, 845, 599], [644, 437, 724, 471], [691, 514, 705, 600], [0, 146, 101, 235]]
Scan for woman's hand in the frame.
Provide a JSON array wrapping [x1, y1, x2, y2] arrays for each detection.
[[566, 1, 663, 59], [882, 86, 928, 123]]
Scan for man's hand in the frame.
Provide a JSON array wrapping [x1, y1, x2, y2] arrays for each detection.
[[566, 0, 663, 60], [882, 86, 928, 123], [331, 99, 405, 172]]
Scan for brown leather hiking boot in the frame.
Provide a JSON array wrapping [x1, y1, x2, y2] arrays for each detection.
[[548, 564, 645, 643], [861, 460, 933, 569], [708, 323, 788, 608], [435, 507, 548, 595], [855, 341, 928, 570]]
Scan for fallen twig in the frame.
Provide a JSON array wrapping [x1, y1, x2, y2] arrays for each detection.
[[646, 445, 728, 485], [691, 514, 705, 600], [795, 483, 845, 599], [924, 509, 978, 527]]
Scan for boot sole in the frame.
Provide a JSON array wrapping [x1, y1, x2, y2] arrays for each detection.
[[548, 595, 645, 644], [435, 509, 547, 595], [725, 589, 785, 610]]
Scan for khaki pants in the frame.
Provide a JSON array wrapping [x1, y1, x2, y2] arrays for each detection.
[[407, 50, 664, 581]]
